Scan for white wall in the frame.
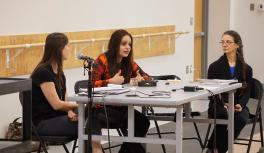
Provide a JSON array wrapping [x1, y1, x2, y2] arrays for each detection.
[[208, 0, 264, 82], [207, 0, 231, 66], [0, 0, 192, 36], [230, 0, 264, 82], [0, 0, 195, 137]]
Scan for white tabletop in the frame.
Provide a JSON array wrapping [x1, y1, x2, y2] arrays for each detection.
[[69, 81, 242, 107]]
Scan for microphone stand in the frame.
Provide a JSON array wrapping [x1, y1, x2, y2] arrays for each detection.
[[83, 59, 94, 153]]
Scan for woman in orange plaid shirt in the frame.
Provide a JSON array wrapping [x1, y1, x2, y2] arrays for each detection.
[[92, 29, 150, 153]]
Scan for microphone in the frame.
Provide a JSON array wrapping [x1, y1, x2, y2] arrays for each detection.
[[77, 54, 94, 61]]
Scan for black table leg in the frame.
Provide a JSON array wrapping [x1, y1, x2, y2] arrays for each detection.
[[22, 90, 32, 141]]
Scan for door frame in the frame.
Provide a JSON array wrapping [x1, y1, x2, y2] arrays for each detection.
[[194, 0, 209, 79], [201, 0, 209, 78]]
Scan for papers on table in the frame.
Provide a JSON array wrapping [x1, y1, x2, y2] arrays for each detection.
[[196, 79, 238, 85], [133, 90, 171, 98], [194, 79, 238, 91], [196, 85, 218, 90], [78, 84, 130, 95]]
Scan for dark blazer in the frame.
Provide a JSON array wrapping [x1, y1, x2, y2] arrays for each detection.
[[207, 54, 253, 109]]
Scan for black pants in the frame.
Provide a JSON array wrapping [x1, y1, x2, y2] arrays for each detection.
[[207, 102, 249, 153], [36, 115, 78, 136], [92, 106, 150, 153]]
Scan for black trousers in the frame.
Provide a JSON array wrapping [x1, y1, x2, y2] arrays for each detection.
[[36, 115, 78, 136], [92, 106, 150, 153], [207, 102, 249, 153]]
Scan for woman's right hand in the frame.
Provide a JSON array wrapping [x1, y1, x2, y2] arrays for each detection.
[[109, 70, 124, 84], [224, 103, 229, 109], [224, 103, 242, 112], [67, 110, 77, 121], [234, 104, 242, 112]]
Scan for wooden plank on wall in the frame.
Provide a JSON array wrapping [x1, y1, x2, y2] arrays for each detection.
[[0, 25, 175, 77], [194, 0, 203, 80]]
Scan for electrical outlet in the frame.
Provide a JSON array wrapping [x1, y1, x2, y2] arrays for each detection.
[[186, 65, 189, 74], [250, 3, 255, 11], [189, 17, 193, 26], [189, 65, 193, 73]]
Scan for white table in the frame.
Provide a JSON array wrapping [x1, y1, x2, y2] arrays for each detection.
[[69, 81, 241, 153]]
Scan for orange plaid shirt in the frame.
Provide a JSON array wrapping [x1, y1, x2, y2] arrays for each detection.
[[93, 53, 150, 87]]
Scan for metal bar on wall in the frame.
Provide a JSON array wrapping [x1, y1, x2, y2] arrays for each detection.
[[0, 31, 189, 50]]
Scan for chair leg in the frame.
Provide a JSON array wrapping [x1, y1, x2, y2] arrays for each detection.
[[193, 122, 203, 148], [72, 139, 77, 153], [102, 146, 106, 153], [149, 107, 167, 153], [259, 111, 264, 146], [38, 141, 48, 153], [32, 124, 48, 153], [203, 124, 212, 149], [247, 119, 258, 153], [117, 128, 123, 136], [62, 143, 70, 153], [37, 143, 42, 153], [154, 119, 167, 153]]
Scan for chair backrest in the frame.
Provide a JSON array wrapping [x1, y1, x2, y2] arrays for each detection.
[[74, 80, 89, 94], [18, 92, 41, 137], [249, 78, 263, 119], [18, 92, 24, 106], [250, 78, 263, 101], [151, 75, 181, 80], [19, 92, 77, 151]]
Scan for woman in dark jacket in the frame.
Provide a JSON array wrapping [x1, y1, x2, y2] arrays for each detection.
[[206, 30, 253, 153]]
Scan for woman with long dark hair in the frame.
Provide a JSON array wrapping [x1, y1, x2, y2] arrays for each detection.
[[206, 30, 253, 153], [31, 33, 101, 153], [92, 29, 150, 153]]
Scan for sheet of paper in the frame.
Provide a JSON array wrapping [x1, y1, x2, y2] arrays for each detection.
[[79, 86, 124, 93], [197, 85, 218, 90], [78, 86, 130, 95], [197, 79, 238, 85]]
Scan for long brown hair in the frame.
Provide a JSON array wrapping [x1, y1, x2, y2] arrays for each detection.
[[31, 32, 68, 86], [105, 29, 133, 82], [223, 30, 247, 89]]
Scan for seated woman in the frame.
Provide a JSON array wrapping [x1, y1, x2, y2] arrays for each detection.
[[206, 30, 253, 153], [31, 32, 102, 153], [92, 29, 150, 153]]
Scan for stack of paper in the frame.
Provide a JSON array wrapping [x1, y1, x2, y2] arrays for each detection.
[[197, 79, 238, 85], [79, 84, 130, 95]]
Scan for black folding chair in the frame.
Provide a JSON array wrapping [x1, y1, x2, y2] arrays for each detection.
[[236, 78, 264, 152], [74, 80, 123, 152], [202, 78, 264, 153], [19, 92, 77, 153], [145, 75, 203, 153]]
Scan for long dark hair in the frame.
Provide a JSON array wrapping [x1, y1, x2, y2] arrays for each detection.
[[223, 30, 247, 89], [105, 29, 133, 82], [31, 32, 68, 86]]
